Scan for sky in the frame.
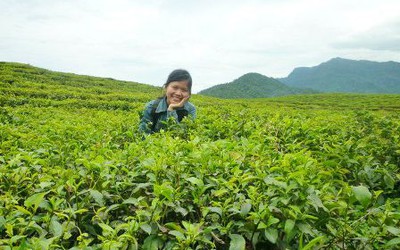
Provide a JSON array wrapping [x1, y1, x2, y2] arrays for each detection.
[[1, 0, 400, 93]]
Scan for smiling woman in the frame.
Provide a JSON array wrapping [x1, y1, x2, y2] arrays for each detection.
[[139, 69, 196, 134]]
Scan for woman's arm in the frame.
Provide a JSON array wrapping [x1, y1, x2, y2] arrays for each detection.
[[187, 103, 196, 119], [138, 101, 154, 134]]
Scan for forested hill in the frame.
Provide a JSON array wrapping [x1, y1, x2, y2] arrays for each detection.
[[198, 72, 316, 98], [279, 57, 400, 93]]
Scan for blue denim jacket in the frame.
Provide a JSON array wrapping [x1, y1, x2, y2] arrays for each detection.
[[139, 97, 196, 134]]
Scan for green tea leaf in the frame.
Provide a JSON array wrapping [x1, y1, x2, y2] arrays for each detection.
[[175, 206, 188, 216], [187, 177, 204, 186], [240, 203, 252, 216], [89, 189, 104, 206], [352, 185, 372, 206], [122, 198, 138, 205], [264, 228, 278, 244], [207, 207, 222, 216], [0, 216, 5, 229], [98, 223, 114, 237], [169, 230, 185, 240], [141, 224, 152, 235], [24, 192, 47, 211], [229, 234, 246, 250], [15, 205, 32, 215], [50, 219, 63, 237], [6, 223, 13, 237], [39, 181, 54, 189], [142, 235, 163, 250], [297, 223, 313, 235], [73, 209, 89, 215], [302, 235, 325, 250], [164, 222, 182, 231], [154, 183, 174, 201], [10, 235, 25, 244], [213, 189, 228, 197], [385, 237, 400, 247], [267, 216, 280, 227], [307, 193, 327, 212], [387, 226, 400, 236], [284, 219, 295, 235], [255, 221, 267, 230]]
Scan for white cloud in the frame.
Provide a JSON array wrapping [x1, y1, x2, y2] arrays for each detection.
[[333, 20, 400, 51], [1, 0, 400, 93]]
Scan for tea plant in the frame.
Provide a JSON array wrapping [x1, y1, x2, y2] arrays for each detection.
[[1, 62, 400, 249]]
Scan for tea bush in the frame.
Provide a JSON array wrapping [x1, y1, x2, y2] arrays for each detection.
[[1, 62, 400, 249]]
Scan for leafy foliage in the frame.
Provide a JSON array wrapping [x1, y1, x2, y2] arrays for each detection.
[[1, 62, 400, 249]]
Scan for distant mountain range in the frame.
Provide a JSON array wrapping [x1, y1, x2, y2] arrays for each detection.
[[199, 58, 400, 98], [198, 73, 316, 98]]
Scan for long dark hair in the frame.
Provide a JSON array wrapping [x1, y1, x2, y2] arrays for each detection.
[[163, 69, 192, 94]]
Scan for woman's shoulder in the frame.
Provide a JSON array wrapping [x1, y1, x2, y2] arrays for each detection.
[[184, 101, 196, 110], [145, 98, 162, 107], [144, 100, 154, 108]]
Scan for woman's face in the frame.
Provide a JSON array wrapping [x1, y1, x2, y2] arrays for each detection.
[[165, 80, 190, 105]]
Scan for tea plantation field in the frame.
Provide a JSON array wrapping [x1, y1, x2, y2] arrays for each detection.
[[1, 62, 400, 249]]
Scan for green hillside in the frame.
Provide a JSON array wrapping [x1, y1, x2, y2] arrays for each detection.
[[198, 73, 316, 98], [1, 62, 400, 249], [280, 57, 400, 93], [0, 62, 163, 108]]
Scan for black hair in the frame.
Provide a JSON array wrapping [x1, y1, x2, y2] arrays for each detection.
[[163, 69, 192, 94]]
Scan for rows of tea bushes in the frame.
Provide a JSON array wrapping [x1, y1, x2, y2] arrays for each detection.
[[1, 62, 400, 249]]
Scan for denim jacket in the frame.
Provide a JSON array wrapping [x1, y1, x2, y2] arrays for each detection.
[[139, 97, 196, 134]]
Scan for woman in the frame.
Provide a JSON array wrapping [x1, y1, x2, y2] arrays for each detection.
[[139, 69, 196, 134]]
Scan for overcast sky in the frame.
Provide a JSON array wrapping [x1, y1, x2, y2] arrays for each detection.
[[1, 0, 400, 93]]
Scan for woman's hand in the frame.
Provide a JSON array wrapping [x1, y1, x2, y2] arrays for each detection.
[[167, 96, 189, 111]]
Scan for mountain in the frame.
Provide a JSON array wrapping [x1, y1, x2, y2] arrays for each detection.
[[280, 57, 400, 93], [198, 73, 316, 98]]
